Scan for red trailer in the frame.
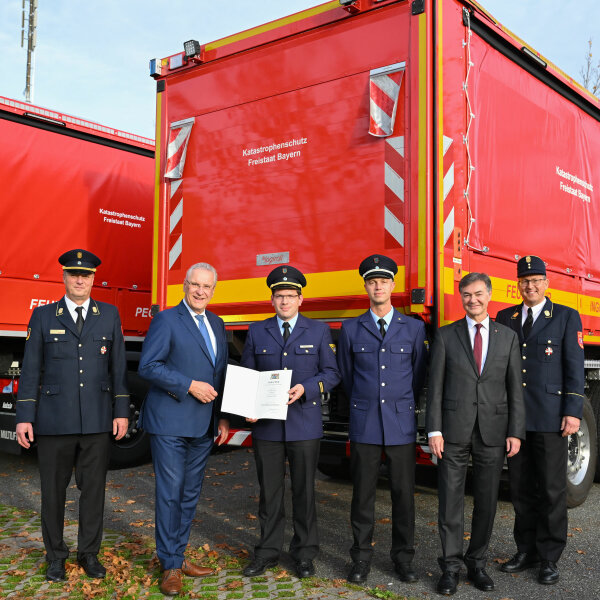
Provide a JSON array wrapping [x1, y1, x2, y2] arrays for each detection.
[[0, 96, 155, 465], [149, 0, 600, 504]]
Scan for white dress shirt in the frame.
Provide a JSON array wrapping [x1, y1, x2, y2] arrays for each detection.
[[183, 298, 217, 357], [64, 295, 90, 324], [521, 298, 547, 327], [428, 315, 490, 439]]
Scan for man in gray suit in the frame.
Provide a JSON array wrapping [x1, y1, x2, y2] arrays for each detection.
[[427, 272, 525, 596]]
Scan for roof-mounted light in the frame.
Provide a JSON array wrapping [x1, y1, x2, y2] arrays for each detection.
[[149, 58, 162, 79], [184, 39, 202, 61]]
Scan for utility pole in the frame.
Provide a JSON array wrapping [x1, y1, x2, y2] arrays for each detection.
[[21, 0, 38, 104]]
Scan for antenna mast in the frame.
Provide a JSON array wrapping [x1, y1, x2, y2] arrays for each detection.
[[21, 0, 38, 103]]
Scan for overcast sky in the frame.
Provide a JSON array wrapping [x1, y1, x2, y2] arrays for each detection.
[[0, 0, 598, 139]]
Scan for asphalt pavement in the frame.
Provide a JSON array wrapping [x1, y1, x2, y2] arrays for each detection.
[[0, 446, 599, 599]]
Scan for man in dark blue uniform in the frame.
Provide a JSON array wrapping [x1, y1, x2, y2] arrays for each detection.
[[241, 266, 340, 579], [337, 255, 427, 584], [16, 249, 129, 583], [496, 255, 585, 585]]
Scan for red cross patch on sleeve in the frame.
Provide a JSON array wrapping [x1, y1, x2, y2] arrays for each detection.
[[578, 331, 584, 349]]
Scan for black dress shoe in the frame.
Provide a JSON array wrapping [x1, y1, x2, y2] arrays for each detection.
[[77, 554, 106, 578], [467, 567, 494, 591], [500, 552, 540, 573], [295, 559, 315, 578], [394, 561, 419, 583], [538, 560, 559, 585], [243, 557, 278, 577], [46, 559, 66, 582], [347, 560, 370, 583], [436, 571, 458, 596]]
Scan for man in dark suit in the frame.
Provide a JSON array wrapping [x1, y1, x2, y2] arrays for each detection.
[[16, 249, 129, 582], [427, 272, 525, 596], [337, 254, 427, 584], [496, 256, 584, 585], [138, 262, 229, 596], [240, 265, 340, 579]]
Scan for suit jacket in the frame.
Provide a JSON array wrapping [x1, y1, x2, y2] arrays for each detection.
[[240, 314, 340, 442], [496, 298, 585, 431], [426, 318, 525, 446], [337, 309, 427, 445], [16, 297, 129, 435], [138, 301, 228, 437]]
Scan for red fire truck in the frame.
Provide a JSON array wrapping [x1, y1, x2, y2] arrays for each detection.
[[148, 0, 600, 505], [0, 96, 155, 465]]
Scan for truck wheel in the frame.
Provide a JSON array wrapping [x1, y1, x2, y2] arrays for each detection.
[[588, 379, 600, 481], [566, 397, 597, 508], [109, 373, 151, 469]]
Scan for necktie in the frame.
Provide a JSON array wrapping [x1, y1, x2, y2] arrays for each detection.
[[473, 323, 483, 374], [378, 318, 386, 338], [75, 306, 84, 335], [195, 314, 215, 364], [282, 321, 291, 342], [522, 307, 533, 338]]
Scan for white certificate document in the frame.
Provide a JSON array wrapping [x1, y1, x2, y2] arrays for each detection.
[[221, 364, 292, 420]]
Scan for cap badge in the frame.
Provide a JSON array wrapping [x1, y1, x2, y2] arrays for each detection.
[[282, 267, 287, 273], [77, 251, 82, 259], [526, 256, 531, 263], [374, 257, 379, 264]]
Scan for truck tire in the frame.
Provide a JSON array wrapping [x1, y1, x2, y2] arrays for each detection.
[[109, 372, 151, 468], [587, 379, 600, 481], [566, 397, 597, 508]]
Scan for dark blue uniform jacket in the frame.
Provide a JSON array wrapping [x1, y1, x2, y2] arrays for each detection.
[[337, 309, 427, 445], [496, 298, 585, 432], [16, 297, 129, 435], [240, 314, 340, 442]]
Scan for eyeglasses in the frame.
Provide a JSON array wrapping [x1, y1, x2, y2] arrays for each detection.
[[185, 280, 214, 292], [273, 294, 300, 302], [518, 277, 546, 287]]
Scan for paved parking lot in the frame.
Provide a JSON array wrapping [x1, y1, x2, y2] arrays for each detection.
[[0, 446, 599, 599]]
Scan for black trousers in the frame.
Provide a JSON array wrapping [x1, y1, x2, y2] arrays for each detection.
[[437, 427, 504, 572], [507, 431, 568, 562], [37, 433, 110, 561], [349, 442, 415, 564], [252, 438, 320, 562]]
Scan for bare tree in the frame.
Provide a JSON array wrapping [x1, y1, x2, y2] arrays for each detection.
[[580, 38, 600, 96]]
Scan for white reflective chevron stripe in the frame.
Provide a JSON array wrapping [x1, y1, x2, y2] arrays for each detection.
[[443, 135, 455, 246], [170, 178, 182, 198], [170, 199, 183, 234], [386, 135, 404, 157], [169, 234, 182, 269], [443, 163, 454, 201], [165, 118, 194, 180], [384, 163, 404, 202], [370, 98, 393, 136], [443, 135, 453, 156], [224, 430, 253, 446], [443, 207, 455, 246], [371, 73, 400, 101], [384, 206, 404, 246]]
